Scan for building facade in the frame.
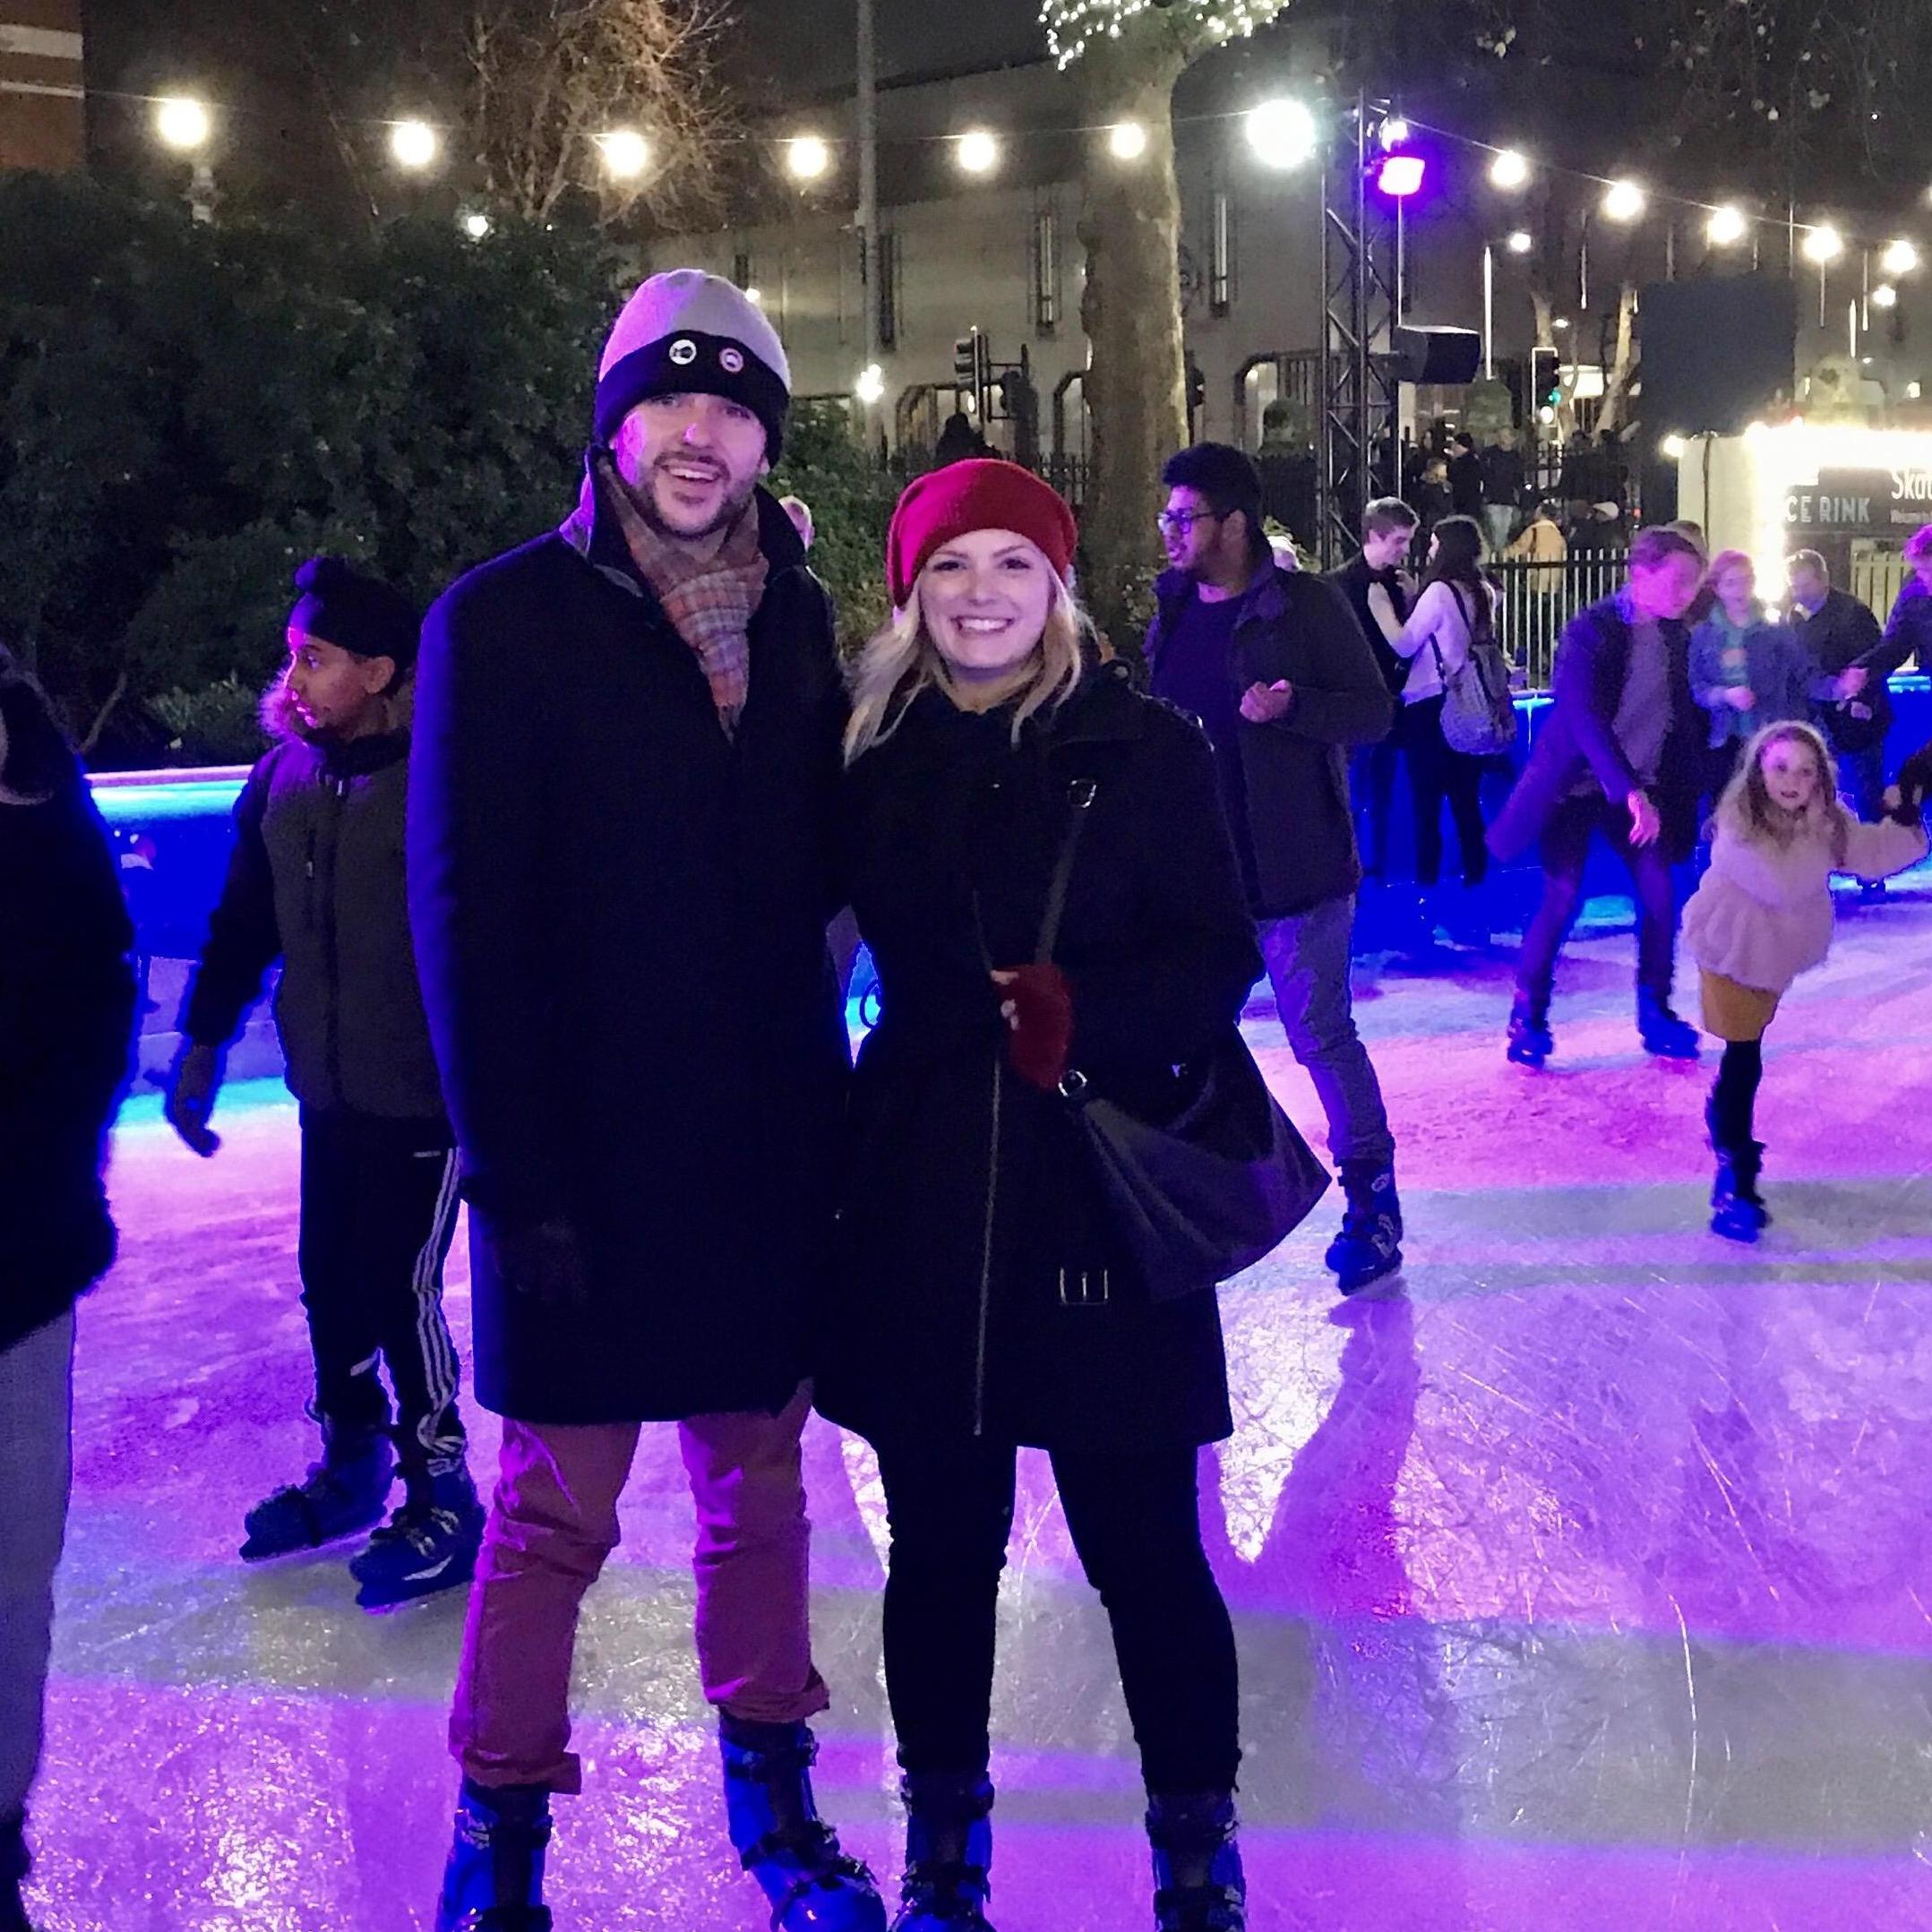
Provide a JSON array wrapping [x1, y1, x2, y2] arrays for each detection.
[[664, 48, 1531, 463], [1, 0, 84, 172]]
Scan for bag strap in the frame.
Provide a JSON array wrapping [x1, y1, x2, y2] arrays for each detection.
[[1035, 777, 1098, 965]]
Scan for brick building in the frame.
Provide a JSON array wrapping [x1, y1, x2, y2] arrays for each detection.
[[1, 0, 84, 172]]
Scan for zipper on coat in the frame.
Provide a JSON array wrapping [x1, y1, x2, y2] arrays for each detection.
[[973, 1050, 1002, 1440], [320, 775, 346, 1109]]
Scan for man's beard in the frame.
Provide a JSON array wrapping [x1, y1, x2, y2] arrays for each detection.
[[623, 459, 757, 544]]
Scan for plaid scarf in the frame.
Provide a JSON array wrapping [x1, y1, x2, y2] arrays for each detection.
[[585, 451, 769, 736]]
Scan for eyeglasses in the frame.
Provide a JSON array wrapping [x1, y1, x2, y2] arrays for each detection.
[[1155, 508, 1227, 537]]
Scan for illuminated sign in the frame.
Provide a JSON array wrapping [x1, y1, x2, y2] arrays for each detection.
[[1786, 468, 1932, 535]]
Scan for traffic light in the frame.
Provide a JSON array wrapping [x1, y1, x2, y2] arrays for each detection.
[[1532, 347, 1559, 408], [954, 333, 979, 386]]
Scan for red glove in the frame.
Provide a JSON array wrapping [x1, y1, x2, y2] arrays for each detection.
[[991, 965, 1074, 1092]]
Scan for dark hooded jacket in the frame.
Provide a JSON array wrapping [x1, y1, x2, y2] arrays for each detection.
[[1146, 560, 1394, 919], [408, 478, 849, 1425], [2, 773, 134, 1351], [183, 683, 445, 1121]]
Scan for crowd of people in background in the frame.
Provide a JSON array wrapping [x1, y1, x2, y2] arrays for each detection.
[[7, 266, 1932, 1932]]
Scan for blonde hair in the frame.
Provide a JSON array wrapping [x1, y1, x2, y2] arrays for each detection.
[[843, 567, 1091, 764], [1715, 720, 1850, 861]]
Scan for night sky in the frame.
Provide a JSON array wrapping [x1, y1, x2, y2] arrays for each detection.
[[79, 0, 1055, 199]]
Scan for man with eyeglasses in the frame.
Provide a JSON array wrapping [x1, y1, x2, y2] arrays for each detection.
[[1146, 443, 1404, 1297]]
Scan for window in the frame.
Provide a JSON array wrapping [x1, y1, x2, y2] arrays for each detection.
[[1209, 190, 1232, 317], [1032, 207, 1060, 335], [877, 230, 899, 349]]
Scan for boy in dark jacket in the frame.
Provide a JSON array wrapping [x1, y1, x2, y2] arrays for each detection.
[[0, 649, 135, 1932], [1328, 496, 1419, 880], [166, 560, 480, 1610], [1147, 442, 1403, 1294]]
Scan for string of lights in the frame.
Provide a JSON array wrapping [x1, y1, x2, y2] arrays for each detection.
[[1041, 0, 1284, 71], [122, 68, 1930, 274]]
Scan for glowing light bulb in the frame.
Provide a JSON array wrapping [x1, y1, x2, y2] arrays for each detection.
[[1490, 149, 1530, 191], [786, 134, 831, 182], [1706, 204, 1747, 246], [1802, 224, 1843, 265], [1245, 99, 1317, 171], [1108, 121, 1149, 163], [956, 129, 1000, 176], [598, 129, 650, 180], [154, 96, 211, 151], [390, 119, 440, 171], [1601, 178, 1644, 223]]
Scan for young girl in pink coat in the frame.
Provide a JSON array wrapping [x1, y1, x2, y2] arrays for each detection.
[[1683, 720, 1930, 1240]]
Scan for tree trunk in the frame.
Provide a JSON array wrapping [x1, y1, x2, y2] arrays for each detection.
[[80, 669, 128, 756], [1075, 47, 1189, 648], [1596, 280, 1639, 435]]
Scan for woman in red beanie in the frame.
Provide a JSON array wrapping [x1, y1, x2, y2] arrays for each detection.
[[817, 460, 1261, 1932]]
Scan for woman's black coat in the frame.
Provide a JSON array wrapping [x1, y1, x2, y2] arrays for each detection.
[[816, 665, 1264, 1455]]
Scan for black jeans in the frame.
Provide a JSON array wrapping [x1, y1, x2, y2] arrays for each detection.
[[1516, 795, 1679, 1014], [297, 1108, 467, 1477], [1403, 696, 1489, 889], [876, 1438, 1241, 1796], [1352, 734, 1404, 879]]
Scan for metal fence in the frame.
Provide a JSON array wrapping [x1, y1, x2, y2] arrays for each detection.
[[1490, 554, 1631, 691], [1851, 552, 1910, 624]]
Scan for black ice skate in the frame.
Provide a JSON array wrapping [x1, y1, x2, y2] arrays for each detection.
[[1506, 998, 1553, 1069], [1326, 1161, 1404, 1295], [240, 1423, 393, 1561], [1637, 992, 1701, 1060]]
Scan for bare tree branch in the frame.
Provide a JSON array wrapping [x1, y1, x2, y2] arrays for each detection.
[[462, 0, 736, 228]]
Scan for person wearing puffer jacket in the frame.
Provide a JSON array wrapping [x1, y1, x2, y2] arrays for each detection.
[[1682, 721, 1930, 1241]]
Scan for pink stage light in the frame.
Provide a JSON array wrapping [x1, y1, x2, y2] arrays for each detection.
[[1378, 153, 1426, 198]]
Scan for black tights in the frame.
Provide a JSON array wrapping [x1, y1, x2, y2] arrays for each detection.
[[876, 1438, 1241, 1797], [1711, 1039, 1764, 1148]]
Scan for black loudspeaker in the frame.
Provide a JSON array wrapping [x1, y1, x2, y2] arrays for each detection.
[[1388, 325, 1483, 385], [1640, 275, 1796, 435]]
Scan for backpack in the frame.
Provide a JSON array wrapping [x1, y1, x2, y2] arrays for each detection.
[[1430, 583, 1516, 758]]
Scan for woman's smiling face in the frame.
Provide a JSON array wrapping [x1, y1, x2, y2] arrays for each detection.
[[917, 528, 1056, 680]]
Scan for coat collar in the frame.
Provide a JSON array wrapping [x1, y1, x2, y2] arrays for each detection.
[[560, 448, 806, 602], [1155, 560, 1293, 631]]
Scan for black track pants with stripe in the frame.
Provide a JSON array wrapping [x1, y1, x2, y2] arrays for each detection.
[[296, 1108, 467, 1478]]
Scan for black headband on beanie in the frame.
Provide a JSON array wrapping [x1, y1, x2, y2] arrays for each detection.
[[288, 558, 421, 670], [593, 330, 792, 458]]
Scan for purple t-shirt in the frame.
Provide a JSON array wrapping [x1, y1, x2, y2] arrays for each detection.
[[1151, 592, 1256, 894]]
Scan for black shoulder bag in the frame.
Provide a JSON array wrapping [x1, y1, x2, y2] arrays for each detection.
[[1038, 778, 1330, 1301]]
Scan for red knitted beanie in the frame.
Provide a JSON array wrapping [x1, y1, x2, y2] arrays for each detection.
[[886, 459, 1079, 608]]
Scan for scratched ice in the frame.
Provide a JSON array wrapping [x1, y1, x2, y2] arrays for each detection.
[[28, 880, 1932, 1930]]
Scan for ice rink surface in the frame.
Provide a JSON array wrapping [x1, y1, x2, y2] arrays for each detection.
[[30, 882, 1932, 1930]]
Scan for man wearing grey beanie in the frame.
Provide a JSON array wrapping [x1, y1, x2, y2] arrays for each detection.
[[411, 271, 882, 1930]]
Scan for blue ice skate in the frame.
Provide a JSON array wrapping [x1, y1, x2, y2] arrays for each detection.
[[1147, 1792, 1246, 1932], [891, 1771, 994, 1932], [721, 1719, 886, 1930], [350, 1464, 485, 1610], [434, 1780, 552, 1932]]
